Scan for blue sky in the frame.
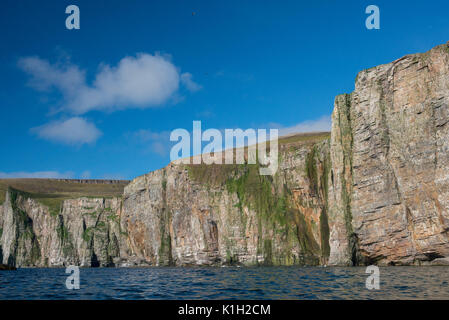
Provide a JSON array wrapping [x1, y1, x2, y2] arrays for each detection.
[[1, 0, 448, 180]]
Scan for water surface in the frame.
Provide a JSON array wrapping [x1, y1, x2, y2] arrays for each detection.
[[0, 266, 448, 299]]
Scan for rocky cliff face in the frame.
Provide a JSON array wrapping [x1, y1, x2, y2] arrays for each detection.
[[1, 43, 449, 267], [0, 188, 126, 267], [328, 43, 449, 266], [121, 138, 331, 266], [0, 136, 331, 267]]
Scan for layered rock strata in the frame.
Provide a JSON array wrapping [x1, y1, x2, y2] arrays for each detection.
[[2, 43, 449, 267]]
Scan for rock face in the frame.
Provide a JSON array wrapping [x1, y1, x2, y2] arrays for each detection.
[[328, 43, 449, 266], [121, 139, 331, 266], [0, 137, 332, 267], [0, 188, 127, 267], [0, 264, 16, 270], [1, 43, 449, 267]]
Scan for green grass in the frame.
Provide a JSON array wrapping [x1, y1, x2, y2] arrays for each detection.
[[187, 163, 240, 187], [277, 132, 330, 146], [0, 179, 129, 214], [185, 132, 330, 188]]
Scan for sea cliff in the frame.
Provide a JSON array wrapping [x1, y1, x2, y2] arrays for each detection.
[[2, 42, 449, 267]]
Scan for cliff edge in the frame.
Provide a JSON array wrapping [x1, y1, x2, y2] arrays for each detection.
[[1, 42, 449, 267]]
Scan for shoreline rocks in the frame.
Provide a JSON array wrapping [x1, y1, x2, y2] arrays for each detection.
[[0, 264, 16, 270]]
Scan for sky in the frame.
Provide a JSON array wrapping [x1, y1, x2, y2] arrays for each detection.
[[0, 0, 449, 180]]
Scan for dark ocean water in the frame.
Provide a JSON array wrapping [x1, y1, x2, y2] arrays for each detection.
[[0, 266, 448, 300]]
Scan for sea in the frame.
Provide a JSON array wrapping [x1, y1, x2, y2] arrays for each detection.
[[1, 266, 448, 300]]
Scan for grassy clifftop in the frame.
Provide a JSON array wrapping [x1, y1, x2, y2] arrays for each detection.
[[185, 131, 330, 186], [277, 131, 330, 145], [0, 132, 330, 214], [0, 179, 129, 215]]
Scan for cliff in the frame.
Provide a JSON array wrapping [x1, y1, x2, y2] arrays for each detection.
[[328, 43, 449, 266], [1, 42, 449, 267], [121, 133, 331, 266], [0, 188, 126, 267], [0, 133, 331, 267]]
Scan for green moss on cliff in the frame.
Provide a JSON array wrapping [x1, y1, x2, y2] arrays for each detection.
[[28, 239, 41, 265], [224, 163, 324, 265], [263, 239, 273, 264], [225, 164, 287, 227], [82, 227, 94, 243], [319, 208, 330, 258], [304, 142, 331, 261], [294, 209, 320, 256], [335, 93, 358, 265], [7, 188, 42, 266], [158, 172, 173, 266], [107, 213, 119, 222], [97, 221, 106, 229], [305, 146, 319, 195], [57, 225, 70, 241], [319, 147, 331, 260]]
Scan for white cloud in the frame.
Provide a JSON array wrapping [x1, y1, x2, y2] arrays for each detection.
[[31, 117, 102, 145], [133, 129, 171, 157], [180, 72, 202, 92], [0, 171, 75, 179], [273, 115, 332, 136], [149, 141, 167, 157], [18, 56, 85, 97], [18, 53, 200, 114]]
